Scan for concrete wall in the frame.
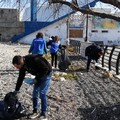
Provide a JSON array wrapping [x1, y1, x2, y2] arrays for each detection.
[[86, 16, 120, 44], [19, 18, 68, 44], [69, 10, 120, 45], [0, 9, 24, 42]]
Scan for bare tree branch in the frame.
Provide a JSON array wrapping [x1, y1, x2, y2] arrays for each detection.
[[50, 0, 120, 22], [100, 0, 120, 9]]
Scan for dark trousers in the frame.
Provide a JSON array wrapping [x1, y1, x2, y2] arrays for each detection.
[[51, 53, 58, 68], [87, 57, 98, 71]]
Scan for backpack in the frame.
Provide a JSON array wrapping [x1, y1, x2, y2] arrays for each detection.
[[3, 92, 26, 119]]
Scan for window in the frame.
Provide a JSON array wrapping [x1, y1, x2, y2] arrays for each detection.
[[91, 30, 98, 32], [102, 30, 108, 33]]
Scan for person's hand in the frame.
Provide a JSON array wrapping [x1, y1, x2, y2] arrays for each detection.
[[98, 52, 103, 56], [28, 52, 32, 55], [13, 90, 18, 94], [85, 56, 88, 60], [13, 90, 19, 97]]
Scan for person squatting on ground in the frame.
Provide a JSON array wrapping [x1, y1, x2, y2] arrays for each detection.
[[29, 32, 47, 56], [12, 54, 52, 119], [85, 43, 103, 72], [47, 36, 61, 68]]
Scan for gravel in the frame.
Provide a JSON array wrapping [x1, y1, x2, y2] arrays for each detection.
[[0, 43, 120, 120]]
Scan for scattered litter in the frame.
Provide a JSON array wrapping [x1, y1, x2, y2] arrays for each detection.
[[60, 77, 66, 81]]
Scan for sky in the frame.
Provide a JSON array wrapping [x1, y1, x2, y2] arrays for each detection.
[[0, 0, 119, 15], [95, 1, 120, 14]]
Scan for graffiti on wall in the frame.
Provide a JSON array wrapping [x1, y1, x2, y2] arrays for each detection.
[[92, 16, 120, 29]]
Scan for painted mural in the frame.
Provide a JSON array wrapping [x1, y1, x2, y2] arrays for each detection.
[[92, 16, 120, 29]]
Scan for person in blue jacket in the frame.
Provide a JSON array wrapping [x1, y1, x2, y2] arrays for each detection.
[[48, 36, 61, 68], [29, 32, 47, 56]]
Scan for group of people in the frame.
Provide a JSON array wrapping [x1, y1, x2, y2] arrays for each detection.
[[29, 33, 61, 69], [12, 32, 103, 119]]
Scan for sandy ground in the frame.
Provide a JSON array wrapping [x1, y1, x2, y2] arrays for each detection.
[[0, 43, 120, 120]]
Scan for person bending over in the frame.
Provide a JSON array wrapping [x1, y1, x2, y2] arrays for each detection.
[[85, 43, 103, 72], [12, 54, 52, 119]]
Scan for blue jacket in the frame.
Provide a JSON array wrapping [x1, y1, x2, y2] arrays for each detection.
[[50, 40, 60, 54], [29, 38, 47, 55]]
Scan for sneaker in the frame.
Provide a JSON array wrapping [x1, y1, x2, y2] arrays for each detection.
[[29, 112, 40, 119], [40, 112, 47, 120], [95, 66, 100, 70], [55, 67, 58, 70], [52, 66, 55, 69]]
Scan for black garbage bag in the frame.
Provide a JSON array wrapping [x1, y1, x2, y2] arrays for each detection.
[[0, 101, 4, 119], [58, 48, 71, 71], [2, 92, 26, 119]]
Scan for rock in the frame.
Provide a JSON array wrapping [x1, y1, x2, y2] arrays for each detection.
[[60, 77, 66, 81]]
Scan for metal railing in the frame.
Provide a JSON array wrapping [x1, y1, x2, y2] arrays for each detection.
[[69, 39, 81, 54], [70, 39, 120, 75], [101, 46, 120, 75]]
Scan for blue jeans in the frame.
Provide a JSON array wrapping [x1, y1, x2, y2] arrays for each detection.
[[32, 71, 52, 113]]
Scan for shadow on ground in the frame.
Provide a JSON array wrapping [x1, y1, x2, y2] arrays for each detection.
[[78, 104, 120, 120], [69, 55, 86, 61], [65, 68, 87, 73]]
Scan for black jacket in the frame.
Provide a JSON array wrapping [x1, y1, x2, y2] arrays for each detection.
[[85, 44, 102, 60], [15, 54, 52, 91]]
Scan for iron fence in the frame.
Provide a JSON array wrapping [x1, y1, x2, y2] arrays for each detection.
[[69, 39, 120, 75], [69, 39, 81, 54]]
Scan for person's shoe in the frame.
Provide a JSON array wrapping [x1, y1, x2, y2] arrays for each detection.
[[55, 67, 58, 70], [95, 66, 100, 70], [52, 66, 55, 69], [40, 112, 47, 120], [29, 111, 40, 119]]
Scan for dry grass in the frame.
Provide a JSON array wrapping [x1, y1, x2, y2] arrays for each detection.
[[68, 65, 85, 72], [67, 46, 74, 52], [43, 54, 51, 60], [53, 72, 77, 81]]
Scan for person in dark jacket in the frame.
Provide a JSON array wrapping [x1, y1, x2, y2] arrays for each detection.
[[85, 43, 103, 72], [12, 54, 52, 119], [29, 32, 47, 56]]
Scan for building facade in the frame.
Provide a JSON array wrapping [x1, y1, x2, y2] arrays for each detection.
[[0, 9, 24, 42]]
